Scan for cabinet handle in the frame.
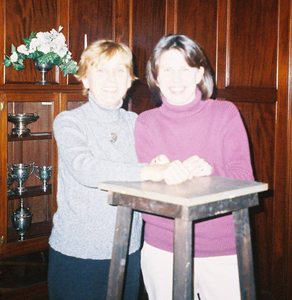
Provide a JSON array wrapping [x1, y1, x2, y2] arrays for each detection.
[[0, 102, 4, 111], [0, 236, 4, 245]]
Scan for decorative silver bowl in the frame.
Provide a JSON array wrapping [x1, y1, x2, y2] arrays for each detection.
[[34, 61, 53, 85], [8, 113, 39, 137]]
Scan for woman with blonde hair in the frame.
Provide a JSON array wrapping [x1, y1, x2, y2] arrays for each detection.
[[48, 39, 191, 300]]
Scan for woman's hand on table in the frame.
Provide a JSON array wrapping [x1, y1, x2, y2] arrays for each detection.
[[183, 155, 212, 177], [162, 159, 193, 185], [141, 155, 192, 185]]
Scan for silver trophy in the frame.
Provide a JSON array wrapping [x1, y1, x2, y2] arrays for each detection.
[[7, 166, 16, 196], [8, 113, 39, 137], [11, 163, 34, 194], [34, 166, 52, 191], [12, 198, 33, 241]]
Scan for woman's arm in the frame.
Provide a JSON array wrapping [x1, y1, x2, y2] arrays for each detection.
[[210, 104, 254, 181], [54, 112, 143, 187]]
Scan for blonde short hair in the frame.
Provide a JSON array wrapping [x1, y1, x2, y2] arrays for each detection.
[[75, 39, 137, 95]]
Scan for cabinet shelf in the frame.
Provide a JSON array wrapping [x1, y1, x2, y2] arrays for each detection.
[[8, 132, 52, 142], [7, 220, 52, 244], [8, 184, 52, 200]]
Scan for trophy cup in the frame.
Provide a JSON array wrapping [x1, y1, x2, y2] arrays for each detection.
[[11, 163, 34, 194], [12, 198, 33, 241], [34, 166, 52, 191], [8, 113, 39, 137], [7, 166, 16, 196]]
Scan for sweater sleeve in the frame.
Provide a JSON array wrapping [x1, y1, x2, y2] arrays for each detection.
[[53, 111, 144, 187], [211, 103, 254, 181]]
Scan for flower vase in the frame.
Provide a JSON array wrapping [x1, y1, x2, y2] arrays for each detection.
[[34, 60, 53, 85]]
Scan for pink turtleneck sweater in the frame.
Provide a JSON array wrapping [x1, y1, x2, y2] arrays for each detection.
[[134, 90, 254, 257]]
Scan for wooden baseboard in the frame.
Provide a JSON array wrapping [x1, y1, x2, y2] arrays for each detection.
[[0, 282, 48, 300]]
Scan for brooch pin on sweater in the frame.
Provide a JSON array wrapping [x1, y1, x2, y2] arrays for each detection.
[[109, 133, 118, 143]]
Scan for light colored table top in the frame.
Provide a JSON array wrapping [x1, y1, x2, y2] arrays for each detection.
[[99, 176, 268, 207]]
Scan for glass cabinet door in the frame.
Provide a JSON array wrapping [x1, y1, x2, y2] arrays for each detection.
[[1, 92, 57, 258]]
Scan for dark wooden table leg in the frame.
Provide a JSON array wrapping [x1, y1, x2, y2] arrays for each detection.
[[106, 205, 133, 300], [233, 208, 256, 300], [173, 218, 193, 300]]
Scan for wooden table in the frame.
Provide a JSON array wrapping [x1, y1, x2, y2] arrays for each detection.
[[99, 176, 268, 300]]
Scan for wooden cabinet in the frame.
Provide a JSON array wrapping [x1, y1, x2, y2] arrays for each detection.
[[5, 95, 54, 257], [0, 86, 86, 259]]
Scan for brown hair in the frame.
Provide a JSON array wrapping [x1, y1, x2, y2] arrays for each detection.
[[146, 34, 215, 104]]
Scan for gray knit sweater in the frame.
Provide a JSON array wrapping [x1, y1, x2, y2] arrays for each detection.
[[49, 93, 143, 259]]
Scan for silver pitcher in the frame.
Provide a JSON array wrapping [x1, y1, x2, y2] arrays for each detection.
[[12, 198, 33, 241], [11, 163, 34, 194]]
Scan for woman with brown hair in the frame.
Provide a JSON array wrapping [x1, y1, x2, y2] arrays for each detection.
[[135, 34, 254, 300]]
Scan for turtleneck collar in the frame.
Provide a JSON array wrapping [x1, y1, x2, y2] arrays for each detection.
[[87, 92, 123, 123], [160, 89, 212, 118]]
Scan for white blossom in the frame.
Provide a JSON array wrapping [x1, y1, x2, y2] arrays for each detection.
[[50, 30, 58, 41], [4, 27, 78, 75], [65, 52, 72, 62], [54, 33, 66, 46], [10, 52, 18, 62], [17, 44, 29, 55], [38, 43, 51, 54], [52, 41, 67, 56], [36, 32, 51, 44], [28, 38, 38, 53]]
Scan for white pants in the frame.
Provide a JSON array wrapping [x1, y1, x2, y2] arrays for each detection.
[[141, 242, 241, 300]]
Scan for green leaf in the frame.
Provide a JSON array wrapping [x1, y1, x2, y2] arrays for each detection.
[[29, 31, 37, 40], [18, 53, 26, 60], [12, 62, 25, 71], [23, 38, 30, 45], [23, 32, 37, 47], [53, 55, 62, 66], [2, 57, 12, 68], [48, 52, 60, 65], [31, 51, 42, 61], [60, 60, 78, 76], [11, 44, 16, 53]]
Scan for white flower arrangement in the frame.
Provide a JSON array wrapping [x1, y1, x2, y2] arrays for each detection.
[[3, 26, 78, 76]]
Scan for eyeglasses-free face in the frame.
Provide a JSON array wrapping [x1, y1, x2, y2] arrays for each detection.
[[157, 49, 204, 106], [82, 53, 132, 108]]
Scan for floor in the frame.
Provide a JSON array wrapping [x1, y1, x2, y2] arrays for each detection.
[[0, 250, 148, 299]]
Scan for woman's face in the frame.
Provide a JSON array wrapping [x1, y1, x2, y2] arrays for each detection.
[[82, 53, 132, 108], [157, 49, 204, 106]]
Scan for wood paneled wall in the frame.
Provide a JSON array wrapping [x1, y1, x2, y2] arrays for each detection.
[[0, 0, 291, 299]]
